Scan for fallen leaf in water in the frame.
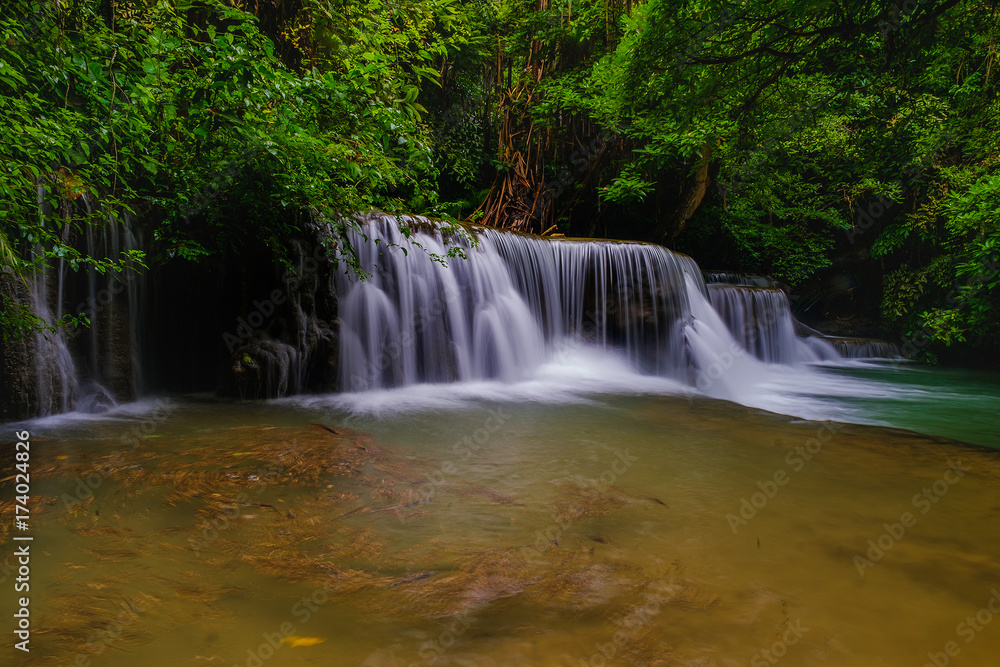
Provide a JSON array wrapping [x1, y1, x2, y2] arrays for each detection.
[[282, 636, 326, 648]]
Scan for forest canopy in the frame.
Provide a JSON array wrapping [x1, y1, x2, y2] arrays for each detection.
[[1, 0, 998, 364]]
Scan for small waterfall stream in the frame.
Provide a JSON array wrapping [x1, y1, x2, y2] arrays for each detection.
[[706, 284, 840, 364], [25, 196, 144, 416], [828, 338, 902, 359], [29, 248, 78, 415]]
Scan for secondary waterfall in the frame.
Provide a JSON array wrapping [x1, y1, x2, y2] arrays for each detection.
[[707, 284, 840, 364], [29, 251, 78, 415], [26, 196, 144, 416], [701, 271, 778, 288], [334, 215, 849, 396], [828, 337, 901, 359]]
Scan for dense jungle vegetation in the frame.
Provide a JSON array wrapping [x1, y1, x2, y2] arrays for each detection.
[[1, 0, 998, 365]]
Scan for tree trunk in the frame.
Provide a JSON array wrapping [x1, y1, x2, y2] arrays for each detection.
[[652, 141, 713, 244]]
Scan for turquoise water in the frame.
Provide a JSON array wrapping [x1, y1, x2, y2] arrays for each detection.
[[797, 362, 1000, 449]]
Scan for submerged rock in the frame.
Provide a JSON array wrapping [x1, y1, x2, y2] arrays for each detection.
[[231, 338, 300, 399]]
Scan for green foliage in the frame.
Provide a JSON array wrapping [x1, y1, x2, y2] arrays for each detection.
[[0, 0, 480, 337], [0, 286, 91, 343], [599, 165, 654, 205], [573, 0, 999, 360], [2, 0, 999, 362]]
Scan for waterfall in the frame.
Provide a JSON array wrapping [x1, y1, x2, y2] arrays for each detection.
[[828, 338, 901, 359], [707, 285, 840, 364], [702, 271, 778, 288], [15, 209, 903, 419], [334, 215, 853, 397], [29, 250, 79, 416], [25, 195, 144, 416], [704, 272, 898, 363], [75, 198, 145, 401], [334, 216, 698, 391]]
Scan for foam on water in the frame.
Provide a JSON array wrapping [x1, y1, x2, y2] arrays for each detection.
[[306, 215, 985, 439], [14, 396, 175, 430]]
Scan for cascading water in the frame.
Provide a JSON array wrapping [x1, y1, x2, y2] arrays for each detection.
[[334, 216, 698, 391], [703, 269, 898, 364], [707, 284, 840, 364], [334, 215, 847, 400], [24, 193, 144, 416], [828, 337, 901, 359], [16, 209, 901, 420], [29, 248, 79, 416], [702, 271, 778, 288], [78, 199, 145, 401]]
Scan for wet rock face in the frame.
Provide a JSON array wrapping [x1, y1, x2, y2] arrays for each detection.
[[286, 237, 340, 393], [77, 381, 115, 413], [92, 297, 138, 402], [224, 231, 340, 399], [299, 314, 339, 392], [0, 272, 40, 421]]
